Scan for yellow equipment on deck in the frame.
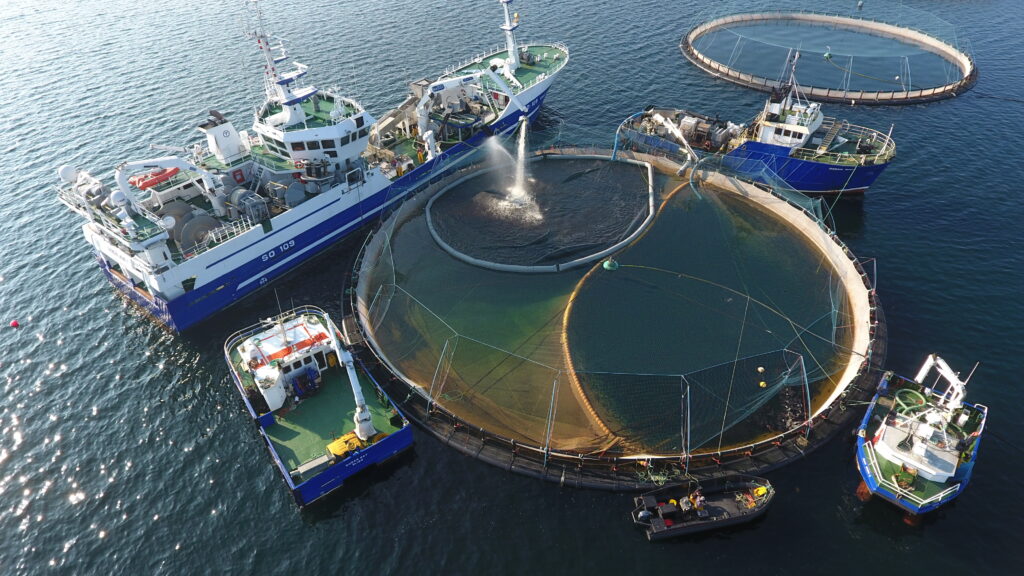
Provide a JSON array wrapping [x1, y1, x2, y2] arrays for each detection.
[[327, 431, 388, 460]]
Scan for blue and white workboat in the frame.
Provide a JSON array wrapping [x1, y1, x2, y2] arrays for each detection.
[[855, 354, 988, 516], [57, 0, 567, 331], [224, 306, 412, 507], [620, 57, 895, 195]]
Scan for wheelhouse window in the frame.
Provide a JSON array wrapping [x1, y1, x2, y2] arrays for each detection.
[[321, 139, 336, 149], [306, 141, 321, 150], [291, 142, 306, 152], [355, 115, 365, 128]]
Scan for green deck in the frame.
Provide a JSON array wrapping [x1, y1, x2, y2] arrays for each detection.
[[454, 44, 567, 94], [199, 153, 249, 172], [260, 94, 359, 132], [389, 137, 420, 159], [863, 388, 969, 503], [874, 453, 951, 501], [226, 351, 404, 472]]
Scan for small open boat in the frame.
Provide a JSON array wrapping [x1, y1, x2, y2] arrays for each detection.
[[631, 475, 774, 540]]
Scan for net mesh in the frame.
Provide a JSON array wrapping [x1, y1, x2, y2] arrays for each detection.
[[356, 143, 856, 459], [686, 0, 972, 94]]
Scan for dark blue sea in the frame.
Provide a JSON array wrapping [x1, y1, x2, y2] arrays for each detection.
[[1, 0, 1022, 573]]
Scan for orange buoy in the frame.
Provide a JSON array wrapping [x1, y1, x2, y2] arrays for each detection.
[[855, 480, 872, 502], [9, 320, 19, 328]]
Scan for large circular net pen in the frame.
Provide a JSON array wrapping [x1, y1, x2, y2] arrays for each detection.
[[681, 0, 976, 104], [355, 146, 874, 468]]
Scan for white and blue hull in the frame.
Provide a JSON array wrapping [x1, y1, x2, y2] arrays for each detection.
[[89, 84, 553, 331]]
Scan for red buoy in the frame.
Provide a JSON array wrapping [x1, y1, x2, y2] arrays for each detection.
[[855, 480, 872, 502], [902, 512, 922, 527], [9, 320, 19, 328]]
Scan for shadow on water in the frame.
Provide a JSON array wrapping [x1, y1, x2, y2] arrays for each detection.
[[299, 449, 420, 523], [825, 197, 867, 237]]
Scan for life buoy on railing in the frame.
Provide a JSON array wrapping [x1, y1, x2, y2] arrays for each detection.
[[294, 160, 305, 169]]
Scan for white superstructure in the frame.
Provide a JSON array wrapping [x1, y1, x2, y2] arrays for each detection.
[[56, 0, 568, 331]]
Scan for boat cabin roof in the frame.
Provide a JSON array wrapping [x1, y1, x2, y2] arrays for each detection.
[[877, 414, 959, 480], [258, 92, 360, 132], [244, 316, 332, 373]]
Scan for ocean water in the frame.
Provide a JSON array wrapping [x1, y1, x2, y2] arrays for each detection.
[[1, 0, 1022, 573]]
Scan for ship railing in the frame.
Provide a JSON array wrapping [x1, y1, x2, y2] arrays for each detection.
[[183, 216, 259, 260], [790, 119, 896, 165], [57, 184, 169, 243], [443, 40, 569, 79], [862, 441, 962, 507], [223, 305, 330, 356]]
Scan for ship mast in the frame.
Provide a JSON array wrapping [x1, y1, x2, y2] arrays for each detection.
[[245, 0, 310, 127], [499, 0, 521, 72]]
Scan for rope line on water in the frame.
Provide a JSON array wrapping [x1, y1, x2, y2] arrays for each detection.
[[825, 55, 913, 88], [618, 264, 864, 358]]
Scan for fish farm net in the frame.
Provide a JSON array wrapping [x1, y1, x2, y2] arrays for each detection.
[[428, 157, 651, 268], [356, 145, 868, 463], [683, 0, 976, 103]]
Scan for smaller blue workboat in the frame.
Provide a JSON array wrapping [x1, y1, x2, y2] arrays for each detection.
[[619, 55, 895, 195], [855, 354, 988, 516], [224, 306, 412, 506]]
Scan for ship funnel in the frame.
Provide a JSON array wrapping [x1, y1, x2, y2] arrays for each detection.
[[198, 111, 246, 165]]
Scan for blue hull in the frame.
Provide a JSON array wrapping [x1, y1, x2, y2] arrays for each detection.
[[102, 92, 549, 331], [854, 372, 983, 515], [855, 447, 971, 515], [284, 425, 414, 507], [725, 141, 889, 195]]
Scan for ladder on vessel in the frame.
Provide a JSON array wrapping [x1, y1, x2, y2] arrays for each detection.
[[480, 89, 500, 116], [816, 120, 847, 154]]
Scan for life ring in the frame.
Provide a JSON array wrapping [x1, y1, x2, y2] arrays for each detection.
[[294, 160, 305, 169]]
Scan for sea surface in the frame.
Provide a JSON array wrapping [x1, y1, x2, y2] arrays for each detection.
[[1, 0, 1022, 573]]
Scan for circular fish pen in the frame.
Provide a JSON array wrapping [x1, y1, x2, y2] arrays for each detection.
[[352, 146, 884, 489], [426, 155, 655, 273], [681, 2, 976, 105]]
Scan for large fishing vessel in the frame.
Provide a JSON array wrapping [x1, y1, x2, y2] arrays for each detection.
[[855, 354, 988, 516], [224, 305, 412, 506], [57, 0, 567, 331], [619, 56, 895, 195]]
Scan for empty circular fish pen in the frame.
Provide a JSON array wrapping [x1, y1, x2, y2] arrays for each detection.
[[681, 1, 976, 105]]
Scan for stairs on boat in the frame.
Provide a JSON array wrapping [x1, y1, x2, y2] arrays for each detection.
[[816, 120, 847, 154]]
